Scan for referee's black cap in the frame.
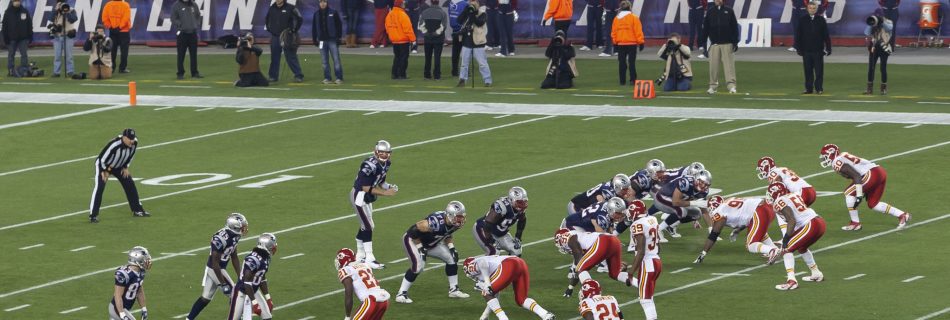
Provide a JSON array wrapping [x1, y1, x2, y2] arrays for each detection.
[[122, 128, 137, 140]]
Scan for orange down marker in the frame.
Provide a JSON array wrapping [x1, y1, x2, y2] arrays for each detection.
[[129, 81, 137, 106]]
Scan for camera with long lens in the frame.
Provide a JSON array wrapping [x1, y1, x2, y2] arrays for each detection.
[[238, 35, 252, 48]]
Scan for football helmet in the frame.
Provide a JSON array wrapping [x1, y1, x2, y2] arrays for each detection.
[[766, 182, 790, 204], [626, 200, 647, 222], [605, 196, 626, 214], [645, 159, 666, 180], [707, 196, 724, 211], [226, 212, 249, 236], [694, 170, 712, 192], [128, 246, 152, 271], [508, 186, 529, 212], [756, 156, 776, 180], [580, 279, 602, 299], [819, 144, 839, 168], [610, 174, 632, 195], [462, 257, 479, 280], [335, 248, 357, 269], [257, 233, 278, 256], [688, 162, 706, 177], [374, 140, 392, 161], [554, 228, 572, 254], [445, 201, 467, 226]]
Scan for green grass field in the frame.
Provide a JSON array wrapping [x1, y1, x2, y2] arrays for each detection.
[[0, 100, 948, 319]]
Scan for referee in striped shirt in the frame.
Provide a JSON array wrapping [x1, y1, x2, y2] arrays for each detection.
[[89, 128, 149, 223]]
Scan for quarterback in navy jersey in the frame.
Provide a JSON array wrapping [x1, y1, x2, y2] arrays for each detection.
[[109, 246, 151, 320], [654, 170, 713, 243], [568, 174, 633, 215], [185, 213, 248, 320], [227, 233, 277, 320], [350, 140, 399, 269], [396, 201, 471, 304], [562, 197, 627, 233], [473, 187, 528, 256]]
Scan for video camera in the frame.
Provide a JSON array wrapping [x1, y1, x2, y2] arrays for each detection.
[[238, 34, 253, 48]]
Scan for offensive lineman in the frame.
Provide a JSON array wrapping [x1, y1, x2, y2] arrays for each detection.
[[336, 248, 390, 320], [109, 246, 151, 320], [818, 144, 911, 231], [351, 140, 399, 269], [654, 170, 712, 242], [473, 187, 528, 256], [186, 213, 249, 320], [568, 174, 634, 215], [227, 233, 278, 320], [396, 201, 471, 303]]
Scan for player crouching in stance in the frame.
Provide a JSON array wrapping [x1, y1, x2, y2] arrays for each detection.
[[765, 182, 825, 290], [578, 279, 624, 320], [473, 186, 529, 256], [462, 255, 555, 320], [396, 201, 470, 303], [186, 213, 248, 320], [694, 196, 779, 264], [654, 170, 712, 243], [110, 246, 151, 320], [337, 248, 390, 320], [819, 144, 911, 231], [227, 233, 277, 320]]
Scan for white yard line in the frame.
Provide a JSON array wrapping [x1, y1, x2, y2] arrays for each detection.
[[406, 112, 424, 117], [160, 252, 196, 256], [298, 316, 317, 320], [486, 92, 537, 96], [160, 85, 211, 89], [451, 113, 469, 117], [79, 83, 127, 87], [627, 117, 644, 122], [153, 106, 174, 111], [0, 104, 126, 131], [902, 276, 925, 283], [844, 273, 866, 280], [69, 245, 95, 252], [555, 264, 573, 270], [656, 96, 711, 100], [671, 118, 689, 123], [905, 123, 922, 128], [2, 120, 767, 300], [1, 82, 51, 85], [809, 121, 826, 126], [0, 110, 338, 178], [244, 87, 291, 91], [717, 119, 734, 124], [710, 273, 750, 277], [582, 116, 600, 121], [18, 243, 44, 250], [573, 94, 624, 98], [4, 304, 29, 312], [917, 307, 950, 320], [830, 100, 888, 103], [918, 101, 950, 105], [795, 271, 807, 276], [494, 114, 512, 119], [744, 98, 800, 101], [406, 90, 456, 94], [281, 253, 305, 260], [59, 306, 86, 314], [194, 107, 215, 112], [323, 88, 372, 92], [278, 109, 297, 114], [363, 111, 382, 115], [856, 122, 873, 127], [670, 267, 692, 274], [236, 108, 255, 112]]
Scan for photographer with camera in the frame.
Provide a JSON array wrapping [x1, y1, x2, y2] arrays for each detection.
[[172, 0, 203, 79], [610, 0, 644, 86], [3, 0, 33, 77], [456, 0, 492, 87], [48, 0, 77, 77], [865, 12, 893, 95], [83, 25, 114, 80], [541, 30, 576, 89], [794, 2, 831, 95], [656, 33, 693, 92], [101, 0, 131, 73], [234, 33, 270, 87], [266, 0, 304, 83]]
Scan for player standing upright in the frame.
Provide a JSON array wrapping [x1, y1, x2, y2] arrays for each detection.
[[626, 203, 662, 320], [186, 213, 249, 320], [351, 140, 399, 269], [819, 144, 911, 231], [336, 248, 390, 320], [577, 279, 624, 320], [109, 246, 151, 320], [765, 182, 825, 291], [462, 255, 555, 320], [473, 187, 529, 256], [227, 233, 278, 320], [396, 201, 470, 303]]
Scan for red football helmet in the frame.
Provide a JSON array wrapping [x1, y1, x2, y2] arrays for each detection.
[[580, 279, 602, 299], [819, 144, 840, 168], [462, 257, 479, 280], [756, 156, 775, 180], [335, 248, 356, 270], [626, 200, 647, 222], [766, 182, 790, 204], [707, 196, 724, 211], [554, 228, 572, 254]]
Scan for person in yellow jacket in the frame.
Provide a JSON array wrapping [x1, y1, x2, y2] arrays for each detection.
[[543, 0, 573, 33], [101, 0, 131, 73], [611, 0, 643, 85], [386, 0, 415, 79]]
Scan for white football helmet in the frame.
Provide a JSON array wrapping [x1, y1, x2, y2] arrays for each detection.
[[508, 186, 529, 211], [257, 233, 278, 256], [374, 140, 392, 161], [128, 246, 152, 271], [445, 200, 467, 226], [610, 174, 632, 195], [687, 162, 706, 177], [226, 213, 249, 236]]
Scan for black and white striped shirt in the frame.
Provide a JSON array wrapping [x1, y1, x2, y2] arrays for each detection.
[[96, 136, 137, 171]]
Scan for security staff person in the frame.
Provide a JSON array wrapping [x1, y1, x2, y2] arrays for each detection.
[[90, 128, 149, 223], [794, 2, 831, 94], [172, 0, 203, 79], [101, 0, 131, 73]]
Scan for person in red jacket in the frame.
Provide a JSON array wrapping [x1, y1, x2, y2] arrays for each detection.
[[101, 0, 131, 73], [386, 0, 415, 79], [543, 0, 573, 33], [611, 0, 644, 85]]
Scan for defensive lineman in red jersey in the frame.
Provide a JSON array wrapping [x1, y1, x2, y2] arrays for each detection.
[[819, 144, 911, 231]]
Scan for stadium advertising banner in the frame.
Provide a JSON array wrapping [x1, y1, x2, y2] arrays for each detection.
[[0, 0, 945, 43]]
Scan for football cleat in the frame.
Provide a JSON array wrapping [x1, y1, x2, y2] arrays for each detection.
[[395, 292, 413, 304], [657, 230, 669, 243], [90, 216, 100, 223], [666, 226, 682, 238], [542, 312, 556, 320], [132, 210, 151, 217], [365, 260, 386, 269], [627, 242, 637, 253], [448, 286, 470, 298], [841, 221, 863, 231], [596, 265, 608, 273], [775, 279, 799, 291], [802, 272, 824, 282], [897, 213, 911, 229]]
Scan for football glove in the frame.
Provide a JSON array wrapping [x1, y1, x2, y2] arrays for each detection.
[[266, 295, 274, 312], [563, 287, 573, 297], [513, 11, 519, 22], [219, 283, 233, 295], [419, 246, 428, 261], [474, 281, 488, 292], [512, 237, 522, 250], [449, 247, 459, 262], [729, 229, 740, 242], [693, 250, 707, 264], [120, 312, 135, 320], [567, 266, 577, 280], [141, 308, 148, 320], [481, 286, 496, 297]]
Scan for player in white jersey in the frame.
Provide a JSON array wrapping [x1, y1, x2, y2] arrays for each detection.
[[757, 156, 816, 205], [765, 182, 826, 291], [336, 248, 390, 320], [819, 144, 910, 231], [627, 206, 662, 320], [578, 279, 624, 320], [461, 255, 554, 320], [693, 196, 779, 264]]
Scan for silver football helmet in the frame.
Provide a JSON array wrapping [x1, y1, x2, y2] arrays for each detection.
[[695, 170, 712, 187], [604, 197, 627, 215], [610, 174, 632, 194], [445, 200, 467, 226], [687, 162, 706, 177], [226, 213, 249, 236], [128, 246, 152, 270], [374, 140, 392, 161], [508, 186, 528, 211], [645, 159, 665, 178], [257, 233, 278, 255]]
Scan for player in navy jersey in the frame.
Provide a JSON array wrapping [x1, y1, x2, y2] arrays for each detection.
[[568, 174, 633, 215], [654, 170, 712, 243], [185, 213, 248, 320], [396, 201, 470, 304], [473, 187, 528, 256], [227, 233, 277, 320], [109, 246, 151, 320], [350, 140, 399, 269], [563, 197, 627, 233]]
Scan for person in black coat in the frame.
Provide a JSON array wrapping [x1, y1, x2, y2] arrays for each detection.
[[541, 30, 576, 89], [794, 2, 831, 94], [313, 0, 345, 84], [266, 0, 304, 82], [3, 0, 33, 76]]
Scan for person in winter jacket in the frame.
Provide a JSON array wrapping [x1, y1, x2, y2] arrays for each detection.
[[386, 0, 415, 79], [101, 0, 131, 73], [657, 33, 693, 92], [611, 0, 643, 85], [265, 0, 304, 82], [794, 2, 831, 94], [48, 0, 78, 77], [543, 0, 573, 33], [313, 0, 345, 84], [3, 0, 33, 76], [456, 0, 492, 87], [541, 30, 577, 89], [418, 0, 448, 79], [172, 0, 203, 79], [699, 0, 739, 94], [83, 25, 113, 79]]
